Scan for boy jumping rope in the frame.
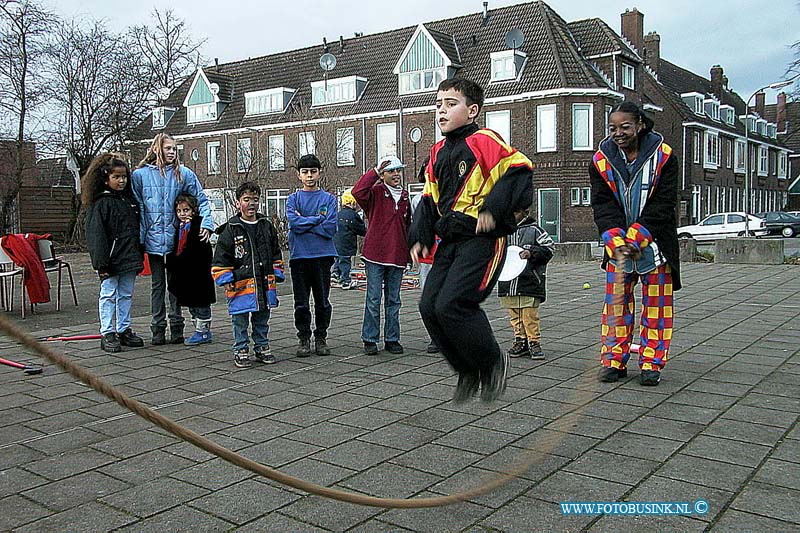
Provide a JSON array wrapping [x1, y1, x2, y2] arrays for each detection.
[[409, 78, 534, 403]]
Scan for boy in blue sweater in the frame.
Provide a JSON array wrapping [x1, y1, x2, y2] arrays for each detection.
[[286, 154, 338, 357]]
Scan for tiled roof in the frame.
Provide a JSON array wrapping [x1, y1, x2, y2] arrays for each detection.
[[567, 18, 639, 61], [131, 0, 610, 140], [204, 70, 235, 103], [426, 27, 460, 66]]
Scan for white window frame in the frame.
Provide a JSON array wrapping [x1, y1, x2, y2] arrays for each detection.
[[734, 140, 746, 174], [536, 104, 557, 153], [778, 152, 788, 179], [570, 187, 581, 206], [336, 127, 355, 167], [490, 50, 526, 82], [237, 138, 252, 174], [704, 131, 719, 169], [268, 135, 285, 171], [758, 145, 768, 177], [264, 189, 290, 219], [704, 98, 720, 121], [485, 109, 511, 144], [376, 122, 397, 161], [152, 107, 167, 129], [399, 67, 446, 95], [244, 87, 294, 116], [299, 131, 316, 156], [726, 138, 733, 169], [187, 103, 216, 124], [604, 105, 612, 137], [207, 141, 220, 175], [693, 131, 702, 164], [621, 63, 635, 89], [581, 187, 591, 206], [571, 103, 593, 151], [311, 76, 365, 106]]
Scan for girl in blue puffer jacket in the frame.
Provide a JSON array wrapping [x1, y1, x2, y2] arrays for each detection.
[[131, 133, 214, 345]]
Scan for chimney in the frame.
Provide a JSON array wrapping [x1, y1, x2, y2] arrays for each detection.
[[643, 31, 660, 74], [621, 8, 644, 56], [482, 2, 490, 26], [710, 65, 724, 99], [754, 92, 766, 118], [777, 92, 787, 133]]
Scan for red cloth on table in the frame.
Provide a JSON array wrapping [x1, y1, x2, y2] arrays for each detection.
[[1, 233, 51, 304]]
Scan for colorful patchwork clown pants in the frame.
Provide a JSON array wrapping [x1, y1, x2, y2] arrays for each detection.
[[600, 262, 673, 372]]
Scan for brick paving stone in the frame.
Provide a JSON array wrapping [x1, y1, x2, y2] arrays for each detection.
[[648, 401, 723, 425], [115, 505, 234, 532], [188, 479, 299, 525], [0, 494, 51, 531], [218, 416, 300, 444], [23, 447, 117, 481], [626, 475, 733, 522], [280, 457, 357, 488], [770, 438, 800, 463], [286, 421, 369, 448], [711, 509, 799, 532], [515, 429, 601, 460], [357, 422, 442, 451], [624, 417, 705, 442], [721, 404, 799, 429], [380, 493, 491, 533], [595, 431, 683, 462], [339, 463, 440, 498], [391, 443, 482, 477], [369, 394, 445, 415], [242, 437, 322, 468], [680, 435, 772, 468], [430, 466, 535, 509], [563, 449, 659, 486], [402, 407, 478, 433], [740, 392, 800, 413], [98, 449, 195, 485], [22, 471, 130, 512], [527, 470, 630, 504], [480, 496, 592, 532], [280, 494, 383, 531], [702, 418, 787, 447], [312, 439, 402, 471], [656, 454, 754, 492], [99, 477, 209, 518], [0, 467, 47, 498], [433, 425, 519, 456], [753, 459, 800, 491], [170, 457, 254, 490], [729, 481, 800, 525], [590, 514, 707, 532], [14, 501, 137, 532], [89, 429, 176, 458], [309, 391, 381, 412], [329, 406, 408, 430], [236, 512, 327, 532]]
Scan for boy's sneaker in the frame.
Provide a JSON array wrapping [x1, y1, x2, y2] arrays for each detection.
[[598, 366, 627, 383], [507, 338, 530, 358], [452, 371, 480, 404], [640, 370, 661, 386], [480, 351, 509, 403], [384, 341, 404, 354], [118, 328, 144, 348], [363, 341, 378, 355], [101, 332, 121, 353], [184, 331, 213, 346], [315, 337, 331, 356], [296, 338, 312, 358], [233, 349, 252, 368], [254, 346, 276, 364], [528, 341, 545, 360]]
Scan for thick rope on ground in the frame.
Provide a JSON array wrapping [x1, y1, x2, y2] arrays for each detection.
[[0, 313, 596, 508]]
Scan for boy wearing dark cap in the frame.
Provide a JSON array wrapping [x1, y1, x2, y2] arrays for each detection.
[[286, 154, 339, 357], [352, 155, 412, 355]]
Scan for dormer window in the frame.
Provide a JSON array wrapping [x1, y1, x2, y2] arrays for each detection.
[[245, 87, 295, 115], [490, 50, 526, 82], [183, 68, 230, 125], [704, 98, 720, 121], [311, 76, 366, 106], [621, 63, 635, 89], [681, 92, 705, 115], [741, 115, 757, 132], [757, 119, 767, 136], [767, 123, 777, 139], [720, 104, 735, 126], [152, 107, 175, 129], [394, 24, 461, 96]]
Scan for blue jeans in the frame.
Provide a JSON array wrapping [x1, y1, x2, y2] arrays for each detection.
[[336, 256, 352, 282], [231, 309, 270, 352], [361, 261, 403, 343], [99, 272, 137, 334]]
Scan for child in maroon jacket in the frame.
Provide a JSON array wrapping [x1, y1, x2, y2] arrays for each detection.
[[352, 156, 412, 355]]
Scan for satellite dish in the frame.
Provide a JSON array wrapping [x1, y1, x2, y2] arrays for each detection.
[[209, 83, 220, 95], [504, 28, 525, 50], [319, 52, 337, 71], [409, 127, 423, 144], [191, 149, 199, 162], [157, 87, 171, 101]]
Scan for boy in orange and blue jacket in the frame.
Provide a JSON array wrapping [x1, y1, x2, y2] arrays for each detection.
[[212, 181, 284, 368]]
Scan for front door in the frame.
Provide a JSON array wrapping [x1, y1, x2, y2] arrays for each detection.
[[538, 188, 561, 242]]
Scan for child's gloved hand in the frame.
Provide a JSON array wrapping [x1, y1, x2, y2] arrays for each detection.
[[318, 206, 328, 216], [98, 272, 110, 281]]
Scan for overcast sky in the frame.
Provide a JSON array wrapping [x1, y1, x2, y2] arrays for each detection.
[[48, 0, 797, 102]]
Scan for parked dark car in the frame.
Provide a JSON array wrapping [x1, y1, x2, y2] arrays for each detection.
[[754, 212, 800, 238]]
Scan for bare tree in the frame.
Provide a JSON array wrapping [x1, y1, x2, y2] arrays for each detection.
[[129, 8, 205, 103], [0, 0, 55, 233]]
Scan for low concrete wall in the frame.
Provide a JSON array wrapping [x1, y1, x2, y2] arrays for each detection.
[[714, 238, 784, 265], [552, 242, 593, 263], [679, 238, 697, 262]]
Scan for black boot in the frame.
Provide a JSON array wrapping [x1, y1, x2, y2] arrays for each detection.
[[169, 325, 185, 345], [101, 332, 121, 353], [151, 327, 166, 346], [507, 337, 530, 358]]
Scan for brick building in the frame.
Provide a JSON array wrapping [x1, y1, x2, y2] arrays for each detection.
[[764, 95, 800, 210], [129, 1, 792, 240]]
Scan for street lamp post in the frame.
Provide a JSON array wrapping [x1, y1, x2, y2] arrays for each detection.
[[743, 79, 794, 234]]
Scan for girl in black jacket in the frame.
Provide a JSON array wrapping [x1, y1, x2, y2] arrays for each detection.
[[84, 153, 145, 353]]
